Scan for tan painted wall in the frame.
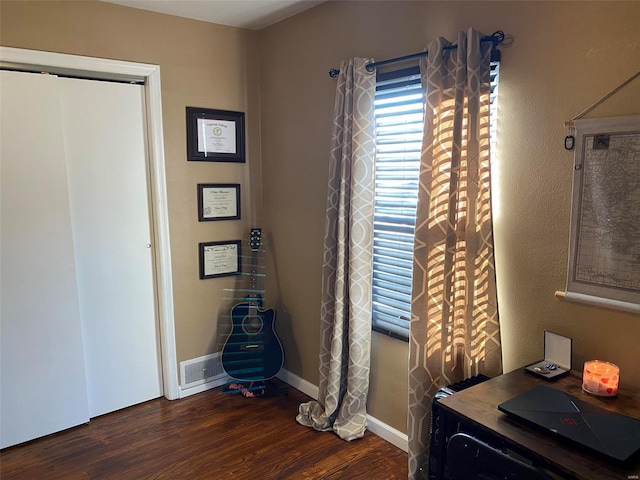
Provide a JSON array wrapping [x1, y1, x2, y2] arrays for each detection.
[[0, 1, 263, 375], [258, 1, 640, 432]]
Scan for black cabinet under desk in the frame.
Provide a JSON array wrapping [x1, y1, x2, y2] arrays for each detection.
[[427, 370, 640, 480]]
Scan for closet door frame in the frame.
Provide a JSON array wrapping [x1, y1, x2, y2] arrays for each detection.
[[0, 46, 179, 400]]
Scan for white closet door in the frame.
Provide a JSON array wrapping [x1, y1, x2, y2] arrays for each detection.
[[60, 77, 162, 418], [0, 71, 90, 448]]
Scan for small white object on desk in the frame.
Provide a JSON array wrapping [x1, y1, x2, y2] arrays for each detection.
[[582, 360, 619, 397], [524, 331, 572, 380]]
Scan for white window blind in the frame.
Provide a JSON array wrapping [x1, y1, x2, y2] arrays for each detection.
[[372, 62, 499, 341], [372, 66, 423, 340]]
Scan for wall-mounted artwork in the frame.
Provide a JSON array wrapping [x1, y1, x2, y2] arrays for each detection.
[[565, 114, 640, 314], [199, 240, 242, 279], [197, 183, 241, 221], [187, 107, 245, 162]]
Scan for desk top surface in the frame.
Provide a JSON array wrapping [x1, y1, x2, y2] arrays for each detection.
[[439, 369, 640, 480]]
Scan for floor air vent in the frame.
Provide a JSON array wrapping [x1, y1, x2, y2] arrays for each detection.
[[180, 352, 226, 390]]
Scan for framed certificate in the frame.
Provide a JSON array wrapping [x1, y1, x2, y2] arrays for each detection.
[[186, 107, 245, 162], [199, 240, 242, 279], [197, 183, 241, 221]]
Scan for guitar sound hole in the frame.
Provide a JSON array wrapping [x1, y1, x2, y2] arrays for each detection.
[[243, 316, 263, 334]]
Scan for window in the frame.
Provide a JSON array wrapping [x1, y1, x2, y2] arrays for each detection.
[[372, 66, 423, 341], [372, 62, 499, 341]]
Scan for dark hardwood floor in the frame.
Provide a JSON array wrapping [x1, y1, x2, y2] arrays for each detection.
[[1, 381, 408, 479]]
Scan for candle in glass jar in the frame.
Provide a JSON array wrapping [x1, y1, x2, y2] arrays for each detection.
[[582, 360, 619, 397]]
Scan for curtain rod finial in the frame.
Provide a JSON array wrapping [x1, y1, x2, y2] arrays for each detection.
[[329, 68, 340, 79], [491, 31, 506, 44]]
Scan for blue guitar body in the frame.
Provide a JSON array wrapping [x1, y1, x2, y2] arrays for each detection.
[[221, 229, 284, 381], [221, 300, 284, 381]]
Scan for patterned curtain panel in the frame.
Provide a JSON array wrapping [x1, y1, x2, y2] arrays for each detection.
[[408, 29, 503, 479], [296, 58, 376, 441]]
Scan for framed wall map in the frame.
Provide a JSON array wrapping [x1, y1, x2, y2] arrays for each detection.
[[566, 114, 640, 313]]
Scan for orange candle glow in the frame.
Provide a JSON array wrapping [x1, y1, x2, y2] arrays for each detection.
[[582, 360, 619, 397]]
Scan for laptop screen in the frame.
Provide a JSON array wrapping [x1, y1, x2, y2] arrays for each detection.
[[498, 385, 640, 463]]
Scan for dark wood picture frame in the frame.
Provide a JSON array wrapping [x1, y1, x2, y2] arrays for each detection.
[[199, 240, 242, 279], [186, 107, 245, 163], [197, 183, 241, 222]]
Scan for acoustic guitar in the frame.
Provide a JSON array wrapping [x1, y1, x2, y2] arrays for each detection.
[[221, 228, 284, 381]]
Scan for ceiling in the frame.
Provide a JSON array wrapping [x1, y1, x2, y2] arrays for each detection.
[[101, 0, 326, 30]]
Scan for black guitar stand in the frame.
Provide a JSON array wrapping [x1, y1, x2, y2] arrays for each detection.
[[222, 377, 288, 398], [264, 377, 289, 397]]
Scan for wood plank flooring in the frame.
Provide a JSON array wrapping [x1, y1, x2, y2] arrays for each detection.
[[1, 381, 408, 479]]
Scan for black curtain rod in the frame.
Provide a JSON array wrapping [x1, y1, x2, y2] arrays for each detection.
[[328, 30, 505, 78]]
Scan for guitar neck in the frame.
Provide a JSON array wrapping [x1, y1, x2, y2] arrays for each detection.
[[248, 227, 263, 306]]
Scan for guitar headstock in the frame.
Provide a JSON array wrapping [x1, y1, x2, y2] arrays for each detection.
[[249, 228, 262, 252]]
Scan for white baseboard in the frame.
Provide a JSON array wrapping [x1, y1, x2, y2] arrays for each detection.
[[366, 414, 408, 452], [276, 369, 408, 452], [276, 368, 319, 399], [178, 375, 231, 398]]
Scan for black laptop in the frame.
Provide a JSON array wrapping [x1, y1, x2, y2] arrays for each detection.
[[498, 385, 640, 463]]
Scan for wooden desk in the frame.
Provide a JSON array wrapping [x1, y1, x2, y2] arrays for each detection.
[[438, 369, 640, 480]]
